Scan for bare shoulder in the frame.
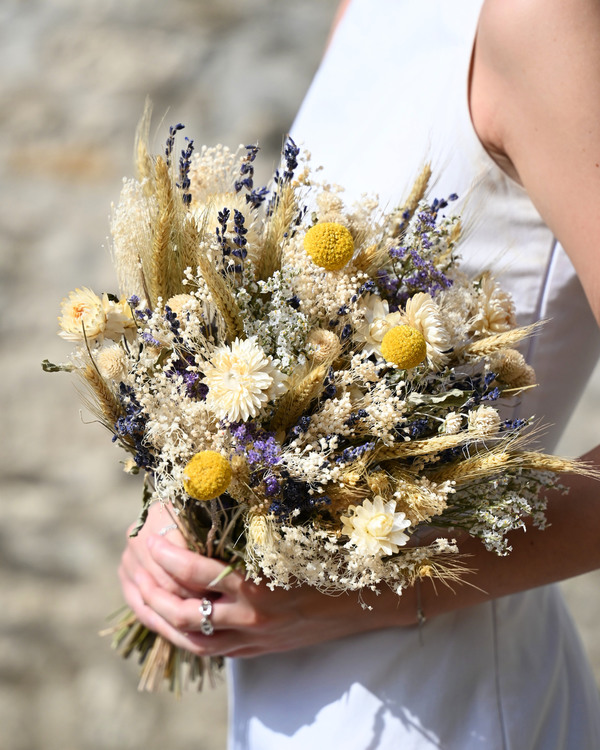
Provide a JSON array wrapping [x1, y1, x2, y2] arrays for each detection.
[[478, 0, 600, 61], [472, 0, 600, 323]]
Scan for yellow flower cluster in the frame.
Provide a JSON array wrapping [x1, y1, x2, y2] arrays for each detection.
[[380, 325, 427, 368], [183, 450, 232, 501], [303, 222, 354, 270]]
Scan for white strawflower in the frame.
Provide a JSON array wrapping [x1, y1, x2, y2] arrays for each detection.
[[354, 294, 403, 356], [58, 287, 106, 341], [341, 495, 411, 556], [468, 405, 501, 436], [472, 272, 516, 334], [102, 295, 136, 342], [203, 336, 287, 422], [400, 292, 452, 368]]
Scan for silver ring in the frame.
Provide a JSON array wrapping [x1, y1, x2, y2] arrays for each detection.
[[199, 598, 214, 636]]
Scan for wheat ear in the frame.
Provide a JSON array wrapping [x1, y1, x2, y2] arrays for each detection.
[[255, 183, 297, 280], [195, 246, 245, 340], [462, 322, 543, 359], [383, 164, 432, 240], [78, 364, 123, 427], [270, 364, 328, 433], [135, 98, 155, 193], [371, 433, 471, 464]]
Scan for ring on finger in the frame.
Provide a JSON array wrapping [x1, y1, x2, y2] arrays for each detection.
[[199, 598, 215, 636]]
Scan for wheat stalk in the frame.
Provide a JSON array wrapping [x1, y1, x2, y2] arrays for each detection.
[[145, 156, 176, 306], [196, 246, 245, 340], [371, 433, 472, 463], [462, 322, 543, 359], [270, 364, 328, 433], [135, 98, 155, 193], [383, 163, 432, 240], [255, 182, 297, 280], [78, 363, 123, 427]]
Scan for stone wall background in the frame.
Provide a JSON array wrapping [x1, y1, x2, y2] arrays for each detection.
[[1, 2, 599, 749]]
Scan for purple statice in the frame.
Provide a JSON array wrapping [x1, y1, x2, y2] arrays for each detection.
[[322, 368, 337, 400], [113, 383, 155, 468], [405, 418, 431, 439], [264, 475, 280, 497], [141, 331, 162, 348], [341, 323, 353, 341], [166, 353, 207, 400], [230, 421, 282, 468], [385, 245, 453, 309], [335, 441, 376, 465]]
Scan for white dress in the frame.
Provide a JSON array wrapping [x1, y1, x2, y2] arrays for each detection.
[[228, 2, 600, 748]]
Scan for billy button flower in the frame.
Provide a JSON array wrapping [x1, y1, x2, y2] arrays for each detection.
[[380, 325, 427, 369], [183, 450, 232, 501], [303, 222, 354, 270]]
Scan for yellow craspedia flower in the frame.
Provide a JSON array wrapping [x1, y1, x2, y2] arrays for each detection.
[[380, 325, 427, 369], [183, 450, 232, 501], [303, 222, 354, 270]]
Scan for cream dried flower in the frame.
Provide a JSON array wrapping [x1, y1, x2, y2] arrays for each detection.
[[341, 495, 411, 556], [306, 328, 342, 363], [165, 294, 200, 329], [96, 344, 128, 381], [467, 405, 501, 436], [354, 294, 403, 356], [203, 336, 287, 422], [472, 272, 516, 334], [488, 349, 536, 388], [442, 411, 463, 435], [59, 287, 106, 341], [103, 295, 136, 342], [400, 292, 451, 368]]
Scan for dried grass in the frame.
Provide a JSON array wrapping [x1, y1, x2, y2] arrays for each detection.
[[255, 183, 297, 280], [270, 363, 328, 433], [462, 322, 543, 358]]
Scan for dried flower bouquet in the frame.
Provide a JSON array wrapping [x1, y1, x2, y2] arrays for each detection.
[[45, 107, 593, 692]]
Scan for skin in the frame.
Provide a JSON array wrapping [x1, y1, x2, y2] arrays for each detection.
[[119, 0, 600, 659]]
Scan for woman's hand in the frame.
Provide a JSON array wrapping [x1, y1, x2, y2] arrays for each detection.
[[119, 503, 420, 659]]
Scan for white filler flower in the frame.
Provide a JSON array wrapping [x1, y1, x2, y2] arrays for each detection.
[[203, 336, 287, 422], [341, 495, 412, 556]]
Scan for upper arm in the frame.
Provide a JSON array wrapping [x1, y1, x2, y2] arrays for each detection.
[[471, 0, 600, 323]]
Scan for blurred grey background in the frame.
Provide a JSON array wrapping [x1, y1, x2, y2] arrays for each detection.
[[1, 1, 599, 749]]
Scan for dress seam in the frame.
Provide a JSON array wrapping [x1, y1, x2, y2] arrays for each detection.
[[491, 599, 510, 750], [524, 237, 558, 365]]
